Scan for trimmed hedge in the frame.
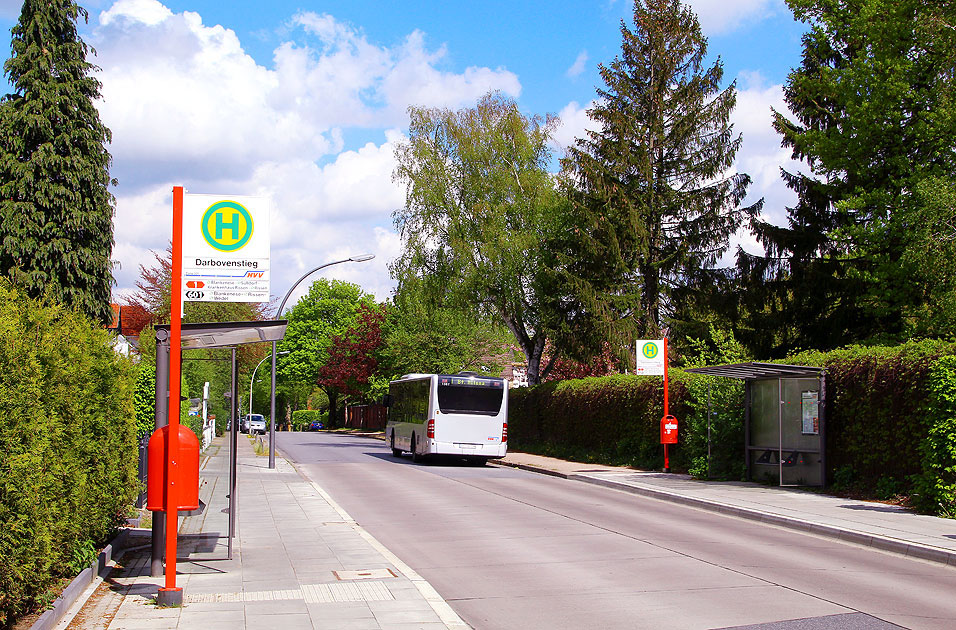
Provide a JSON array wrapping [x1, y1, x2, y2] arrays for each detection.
[[509, 375, 695, 471], [0, 282, 138, 627], [509, 340, 956, 516]]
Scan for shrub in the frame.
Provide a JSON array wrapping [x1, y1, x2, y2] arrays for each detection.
[[133, 362, 156, 438], [0, 281, 137, 626], [911, 354, 956, 516], [291, 409, 321, 431], [509, 339, 956, 515], [789, 340, 955, 491], [509, 374, 694, 470]]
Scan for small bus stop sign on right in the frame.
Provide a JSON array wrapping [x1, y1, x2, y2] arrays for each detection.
[[636, 340, 665, 375]]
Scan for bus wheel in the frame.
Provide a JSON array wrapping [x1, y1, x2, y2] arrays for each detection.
[[391, 433, 402, 458], [411, 435, 422, 463]]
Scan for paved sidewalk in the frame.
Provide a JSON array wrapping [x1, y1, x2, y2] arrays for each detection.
[[64, 435, 468, 630], [493, 451, 956, 567]]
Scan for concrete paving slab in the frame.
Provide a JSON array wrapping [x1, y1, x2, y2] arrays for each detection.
[[62, 436, 470, 630]]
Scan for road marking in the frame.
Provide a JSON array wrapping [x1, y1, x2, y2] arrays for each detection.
[[185, 580, 395, 604]]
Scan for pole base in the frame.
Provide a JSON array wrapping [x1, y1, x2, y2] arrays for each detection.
[[663, 467, 670, 473], [157, 587, 183, 607]]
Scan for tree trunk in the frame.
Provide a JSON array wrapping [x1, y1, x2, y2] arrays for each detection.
[[524, 336, 547, 386], [326, 389, 339, 428]]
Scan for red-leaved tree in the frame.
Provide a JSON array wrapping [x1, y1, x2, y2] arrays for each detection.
[[317, 303, 386, 409], [543, 344, 621, 382]]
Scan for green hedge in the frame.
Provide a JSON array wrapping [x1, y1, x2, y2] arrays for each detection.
[[0, 282, 138, 627], [291, 409, 323, 431], [509, 374, 696, 471], [509, 340, 956, 516]]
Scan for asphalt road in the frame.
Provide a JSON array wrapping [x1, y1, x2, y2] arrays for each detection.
[[276, 432, 956, 630]]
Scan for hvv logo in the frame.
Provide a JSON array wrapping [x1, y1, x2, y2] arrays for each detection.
[[201, 200, 253, 252]]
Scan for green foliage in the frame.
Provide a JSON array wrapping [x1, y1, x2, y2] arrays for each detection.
[[66, 539, 97, 575], [788, 340, 955, 492], [0, 0, 117, 324], [679, 326, 749, 480], [510, 374, 694, 470], [0, 281, 137, 626], [133, 362, 156, 438], [735, 0, 956, 356], [912, 355, 956, 517], [511, 339, 956, 515], [380, 277, 511, 381], [392, 91, 567, 384], [291, 409, 321, 431], [559, 0, 757, 343]]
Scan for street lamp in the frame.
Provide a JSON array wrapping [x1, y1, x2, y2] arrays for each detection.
[[250, 350, 288, 424], [268, 254, 375, 468]]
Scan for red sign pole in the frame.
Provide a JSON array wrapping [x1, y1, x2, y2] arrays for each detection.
[[663, 338, 670, 472], [159, 186, 184, 605]]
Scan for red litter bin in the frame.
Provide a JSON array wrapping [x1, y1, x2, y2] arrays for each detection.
[[660, 414, 679, 444], [146, 425, 200, 512]]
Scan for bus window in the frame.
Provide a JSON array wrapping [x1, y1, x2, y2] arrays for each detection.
[[437, 377, 504, 415]]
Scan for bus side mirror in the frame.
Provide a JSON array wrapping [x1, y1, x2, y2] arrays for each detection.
[[382, 394, 393, 408]]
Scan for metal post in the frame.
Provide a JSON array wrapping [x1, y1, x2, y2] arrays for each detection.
[[819, 373, 827, 487], [228, 347, 237, 560], [707, 382, 712, 480], [778, 378, 784, 487], [268, 254, 374, 468], [269, 341, 277, 469], [151, 328, 170, 578], [744, 380, 752, 481]]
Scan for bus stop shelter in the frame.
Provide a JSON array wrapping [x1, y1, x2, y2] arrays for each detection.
[[152, 319, 287, 575], [685, 362, 826, 487]]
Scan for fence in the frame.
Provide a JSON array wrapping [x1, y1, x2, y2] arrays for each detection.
[[344, 404, 387, 431]]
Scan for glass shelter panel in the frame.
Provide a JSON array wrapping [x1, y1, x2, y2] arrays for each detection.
[[780, 378, 822, 485], [748, 377, 824, 486]]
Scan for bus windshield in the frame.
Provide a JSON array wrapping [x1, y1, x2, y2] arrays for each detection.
[[437, 376, 504, 415]]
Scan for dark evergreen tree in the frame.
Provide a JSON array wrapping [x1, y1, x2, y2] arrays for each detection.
[[736, 0, 956, 356], [0, 0, 117, 324], [558, 0, 758, 352]]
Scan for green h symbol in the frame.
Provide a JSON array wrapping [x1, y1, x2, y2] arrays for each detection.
[[215, 210, 240, 240]]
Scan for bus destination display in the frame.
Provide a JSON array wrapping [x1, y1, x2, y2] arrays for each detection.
[[439, 376, 504, 388]]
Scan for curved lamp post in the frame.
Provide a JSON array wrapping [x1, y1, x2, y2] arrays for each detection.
[[250, 350, 288, 425], [269, 254, 375, 467]]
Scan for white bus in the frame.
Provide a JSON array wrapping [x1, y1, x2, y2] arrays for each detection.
[[385, 373, 508, 464]]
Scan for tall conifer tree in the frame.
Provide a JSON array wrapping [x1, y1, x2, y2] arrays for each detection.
[[736, 0, 956, 356], [0, 0, 116, 324], [559, 0, 757, 346]]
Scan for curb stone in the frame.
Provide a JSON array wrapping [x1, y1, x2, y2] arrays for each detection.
[[29, 529, 142, 630]]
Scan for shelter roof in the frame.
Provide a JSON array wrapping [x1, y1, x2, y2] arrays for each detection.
[[684, 362, 823, 380], [155, 320, 287, 349]]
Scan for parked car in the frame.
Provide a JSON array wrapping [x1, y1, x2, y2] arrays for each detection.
[[239, 415, 251, 433], [308, 419, 324, 431], [247, 413, 266, 434]]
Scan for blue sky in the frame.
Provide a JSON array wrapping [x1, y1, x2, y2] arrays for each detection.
[[0, 0, 808, 305]]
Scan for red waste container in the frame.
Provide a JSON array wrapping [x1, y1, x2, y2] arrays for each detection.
[[660, 414, 679, 445], [146, 425, 200, 512]]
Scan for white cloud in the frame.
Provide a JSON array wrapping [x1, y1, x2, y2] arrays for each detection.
[[552, 100, 599, 152], [730, 72, 800, 228], [98, 1, 522, 304], [685, 0, 784, 35], [566, 50, 588, 78]]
